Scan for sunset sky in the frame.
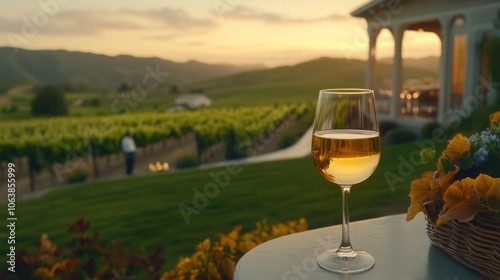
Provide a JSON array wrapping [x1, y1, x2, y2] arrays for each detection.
[[0, 0, 441, 66]]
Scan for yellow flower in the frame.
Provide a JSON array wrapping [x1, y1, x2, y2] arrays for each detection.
[[436, 174, 500, 225], [443, 177, 477, 208], [473, 173, 496, 198], [436, 134, 469, 186], [439, 134, 470, 166], [407, 112, 500, 226], [406, 175, 433, 221], [484, 175, 500, 211], [490, 111, 500, 122], [490, 111, 500, 128], [437, 177, 482, 226]]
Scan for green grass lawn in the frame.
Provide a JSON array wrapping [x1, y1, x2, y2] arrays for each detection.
[[1, 141, 435, 270]]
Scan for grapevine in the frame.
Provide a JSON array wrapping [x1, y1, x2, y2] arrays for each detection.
[[0, 103, 312, 167]]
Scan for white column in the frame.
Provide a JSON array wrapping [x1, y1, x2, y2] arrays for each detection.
[[390, 24, 404, 118], [438, 16, 452, 123], [463, 24, 478, 104], [366, 27, 380, 90]]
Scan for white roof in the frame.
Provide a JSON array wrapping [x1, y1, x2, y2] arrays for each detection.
[[174, 93, 212, 109]]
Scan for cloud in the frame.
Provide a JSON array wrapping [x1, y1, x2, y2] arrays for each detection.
[[129, 8, 216, 30], [0, 10, 142, 36], [183, 41, 207, 46], [142, 34, 179, 41], [0, 5, 347, 39], [53, 9, 144, 34], [222, 6, 348, 24], [0, 7, 216, 36], [0, 17, 25, 32]]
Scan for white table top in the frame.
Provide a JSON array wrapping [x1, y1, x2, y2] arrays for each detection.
[[234, 214, 485, 280]]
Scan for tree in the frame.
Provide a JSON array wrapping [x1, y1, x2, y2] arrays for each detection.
[[170, 85, 179, 94], [31, 85, 68, 117], [117, 82, 130, 93]]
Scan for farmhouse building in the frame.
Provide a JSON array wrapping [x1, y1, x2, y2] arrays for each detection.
[[352, 0, 500, 125], [171, 93, 212, 111]]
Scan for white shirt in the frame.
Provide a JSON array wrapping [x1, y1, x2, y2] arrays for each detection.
[[121, 136, 137, 153]]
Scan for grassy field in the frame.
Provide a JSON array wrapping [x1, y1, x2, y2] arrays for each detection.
[[2, 141, 435, 269]]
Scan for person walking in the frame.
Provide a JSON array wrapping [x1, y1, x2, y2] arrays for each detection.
[[122, 130, 137, 175]]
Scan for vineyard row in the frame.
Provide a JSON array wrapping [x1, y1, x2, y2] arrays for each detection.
[[0, 103, 312, 170]]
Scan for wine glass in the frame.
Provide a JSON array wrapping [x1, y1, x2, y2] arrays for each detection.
[[311, 88, 381, 274]]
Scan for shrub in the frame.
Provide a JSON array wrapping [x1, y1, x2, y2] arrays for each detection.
[[420, 121, 442, 140], [31, 85, 68, 117], [89, 98, 100, 107], [7, 219, 164, 280], [8, 218, 308, 279], [65, 164, 90, 184], [385, 127, 418, 145], [175, 153, 199, 169], [379, 120, 398, 137], [66, 169, 89, 184], [161, 218, 308, 279]]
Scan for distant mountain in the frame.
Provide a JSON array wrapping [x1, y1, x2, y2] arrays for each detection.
[[378, 56, 440, 73], [0, 47, 265, 90], [193, 57, 439, 107], [200, 57, 439, 89]]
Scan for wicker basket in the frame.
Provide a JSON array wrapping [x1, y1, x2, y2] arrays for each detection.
[[426, 212, 500, 280]]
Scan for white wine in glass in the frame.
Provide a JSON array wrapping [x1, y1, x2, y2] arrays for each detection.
[[311, 89, 380, 274]]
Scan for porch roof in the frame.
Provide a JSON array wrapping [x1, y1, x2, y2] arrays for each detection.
[[350, 0, 386, 18]]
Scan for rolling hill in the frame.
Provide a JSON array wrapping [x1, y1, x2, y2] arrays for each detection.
[[378, 56, 440, 72], [194, 57, 439, 107], [0, 47, 264, 90], [0, 51, 440, 119]]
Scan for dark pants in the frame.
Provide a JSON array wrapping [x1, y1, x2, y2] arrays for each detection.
[[125, 152, 135, 175]]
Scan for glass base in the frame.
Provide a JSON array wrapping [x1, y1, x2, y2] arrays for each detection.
[[317, 249, 375, 274]]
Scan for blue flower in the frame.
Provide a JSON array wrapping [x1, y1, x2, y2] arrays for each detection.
[[473, 146, 489, 166], [469, 134, 479, 146], [480, 130, 497, 146]]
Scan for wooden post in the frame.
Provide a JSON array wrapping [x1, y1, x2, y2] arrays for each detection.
[[89, 136, 99, 179], [91, 150, 99, 179], [27, 144, 36, 193]]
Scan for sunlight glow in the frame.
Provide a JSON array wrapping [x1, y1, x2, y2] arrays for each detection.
[[0, 1, 441, 66]]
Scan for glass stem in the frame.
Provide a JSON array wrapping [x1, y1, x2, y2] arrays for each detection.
[[338, 185, 355, 256]]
